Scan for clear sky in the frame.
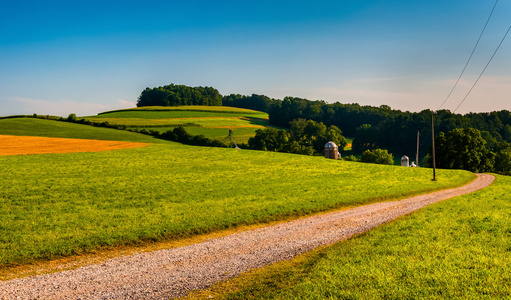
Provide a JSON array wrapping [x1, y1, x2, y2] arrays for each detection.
[[1, 0, 510, 117]]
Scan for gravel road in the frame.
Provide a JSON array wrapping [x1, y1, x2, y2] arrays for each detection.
[[0, 174, 494, 300]]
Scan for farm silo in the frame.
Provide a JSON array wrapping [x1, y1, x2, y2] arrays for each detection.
[[401, 155, 409, 167], [324, 141, 338, 159]]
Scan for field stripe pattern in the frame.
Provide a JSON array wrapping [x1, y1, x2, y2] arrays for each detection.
[[0, 135, 150, 156], [0, 174, 494, 299]]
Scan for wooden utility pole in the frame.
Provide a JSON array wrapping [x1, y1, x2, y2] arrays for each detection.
[[431, 114, 437, 181], [416, 131, 419, 167]]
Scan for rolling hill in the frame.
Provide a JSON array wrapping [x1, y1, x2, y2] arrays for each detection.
[[81, 106, 270, 144]]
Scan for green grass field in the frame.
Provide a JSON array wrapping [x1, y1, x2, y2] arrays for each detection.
[[199, 174, 511, 299], [0, 118, 475, 267], [83, 106, 269, 144]]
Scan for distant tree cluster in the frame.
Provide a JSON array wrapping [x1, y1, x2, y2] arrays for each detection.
[[424, 127, 511, 175], [137, 84, 222, 107], [339, 149, 394, 165], [360, 149, 394, 165], [248, 119, 347, 156], [160, 126, 226, 147]]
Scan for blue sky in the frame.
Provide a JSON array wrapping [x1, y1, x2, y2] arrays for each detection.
[[1, 0, 510, 116]]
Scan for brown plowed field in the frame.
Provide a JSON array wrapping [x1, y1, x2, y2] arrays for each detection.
[[0, 135, 150, 156]]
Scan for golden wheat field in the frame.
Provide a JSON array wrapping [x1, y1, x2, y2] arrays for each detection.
[[0, 135, 150, 156]]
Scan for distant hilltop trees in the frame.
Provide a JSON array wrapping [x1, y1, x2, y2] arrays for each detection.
[[137, 84, 274, 112], [137, 84, 222, 107]]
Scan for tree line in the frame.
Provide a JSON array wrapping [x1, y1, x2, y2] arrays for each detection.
[[227, 96, 511, 159], [265, 97, 511, 158], [139, 85, 511, 158], [137, 84, 511, 174], [426, 127, 511, 175]]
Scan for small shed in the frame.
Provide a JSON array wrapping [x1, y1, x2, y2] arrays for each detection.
[[401, 155, 409, 167], [324, 141, 338, 159]]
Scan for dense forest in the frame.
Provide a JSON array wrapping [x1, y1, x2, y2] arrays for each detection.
[[138, 84, 511, 174], [220, 94, 511, 162], [268, 98, 511, 159]]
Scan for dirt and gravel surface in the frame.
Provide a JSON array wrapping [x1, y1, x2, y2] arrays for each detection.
[[0, 174, 494, 300]]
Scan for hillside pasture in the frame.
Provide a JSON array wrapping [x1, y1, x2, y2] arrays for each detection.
[[0, 135, 149, 156], [85, 116, 265, 128], [0, 116, 476, 277], [96, 106, 269, 119], [99, 105, 267, 115], [0, 131, 474, 267], [83, 106, 270, 144]]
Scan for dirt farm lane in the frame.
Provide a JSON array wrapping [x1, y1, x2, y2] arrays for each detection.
[[0, 174, 494, 300]]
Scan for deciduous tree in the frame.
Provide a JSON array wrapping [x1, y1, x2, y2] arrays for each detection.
[[434, 128, 494, 172], [360, 149, 394, 165]]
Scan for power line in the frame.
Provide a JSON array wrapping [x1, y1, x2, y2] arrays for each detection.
[[437, 0, 499, 110], [453, 24, 511, 113]]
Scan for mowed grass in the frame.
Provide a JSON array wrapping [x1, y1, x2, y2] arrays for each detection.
[[83, 106, 270, 144], [0, 119, 474, 267], [195, 174, 511, 300]]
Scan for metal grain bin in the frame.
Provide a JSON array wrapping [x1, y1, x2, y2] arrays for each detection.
[[401, 155, 409, 167], [325, 141, 338, 159]]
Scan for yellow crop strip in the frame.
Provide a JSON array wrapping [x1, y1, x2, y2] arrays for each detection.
[[0, 135, 150, 156]]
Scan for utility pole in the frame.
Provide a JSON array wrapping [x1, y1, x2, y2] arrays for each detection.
[[431, 113, 437, 181], [416, 131, 419, 167]]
